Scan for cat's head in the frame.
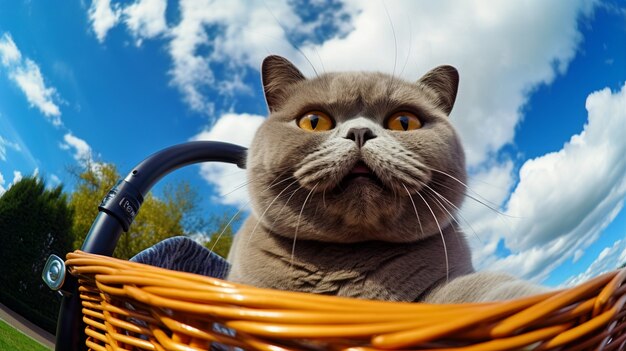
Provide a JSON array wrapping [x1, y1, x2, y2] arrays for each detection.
[[246, 55, 466, 243]]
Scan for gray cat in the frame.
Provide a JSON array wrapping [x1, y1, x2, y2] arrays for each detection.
[[227, 55, 544, 303]]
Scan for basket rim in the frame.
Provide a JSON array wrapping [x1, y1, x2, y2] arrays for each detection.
[[66, 250, 626, 351]]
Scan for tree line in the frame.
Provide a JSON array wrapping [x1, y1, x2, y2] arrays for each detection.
[[0, 163, 237, 334]]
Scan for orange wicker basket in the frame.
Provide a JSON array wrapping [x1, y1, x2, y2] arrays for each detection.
[[65, 250, 626, 351], [42, 142, 626, 351]]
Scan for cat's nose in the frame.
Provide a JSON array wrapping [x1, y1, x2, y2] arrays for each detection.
[[345, 128, 377, 148]]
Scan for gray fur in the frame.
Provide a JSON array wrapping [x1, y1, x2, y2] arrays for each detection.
[[227, 55, 546, 303], [228, 216, 473, 301]]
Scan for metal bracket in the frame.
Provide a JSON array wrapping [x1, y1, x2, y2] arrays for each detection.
[[42, 254, 66, 291]]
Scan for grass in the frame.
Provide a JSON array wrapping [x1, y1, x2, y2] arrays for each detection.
[[0, 319, 50, 351]]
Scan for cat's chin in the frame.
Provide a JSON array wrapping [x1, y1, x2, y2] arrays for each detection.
[[334, 174, 386, 193]]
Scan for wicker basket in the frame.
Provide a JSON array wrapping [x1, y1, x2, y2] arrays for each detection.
[[66, 250, 626, 351]]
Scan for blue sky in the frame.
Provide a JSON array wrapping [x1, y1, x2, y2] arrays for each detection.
[[0, 0, 625, 287]]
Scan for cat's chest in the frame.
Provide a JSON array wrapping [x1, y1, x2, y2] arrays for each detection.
[[276, 243, 420, 300], [228, 220, 474, 302]]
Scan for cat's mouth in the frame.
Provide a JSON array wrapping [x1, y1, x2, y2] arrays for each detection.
[[337, 161, 385, 189]]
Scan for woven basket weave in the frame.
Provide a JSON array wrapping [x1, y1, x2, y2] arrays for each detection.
[[66, 250, 626, 351]]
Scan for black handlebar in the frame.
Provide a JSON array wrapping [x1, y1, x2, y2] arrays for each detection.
[[54, 141, 247, 351], [82, 141, 247, 256]]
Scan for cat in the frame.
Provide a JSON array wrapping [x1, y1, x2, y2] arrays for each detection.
[[226, 55, 545, 303]]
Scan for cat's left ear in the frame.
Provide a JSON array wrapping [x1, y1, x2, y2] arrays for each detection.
[[417, 65, 459, 116], [262, 55, 306, 112]]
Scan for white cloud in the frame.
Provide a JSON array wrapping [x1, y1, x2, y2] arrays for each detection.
[[61, 132, 93, 164], [573, 249, 585, 263], [12, 170, 22, 184], [116, 0, 595, 165], [563, 239, 626, 287], [0, 169, 27, 196], [124, 0, 348, 114], [88, 0, 122, 42], [0, 33, 21, 66], [49, 174, 61, 187], [0, 135, 21, 161], [191, 112, 265, 206], [0, 32, 63, 123], [123, 0, 168, 44], [473, 83, 626, 282], [0, 171, 5, 195], [88, 0, 167, 45], [89, 1, 598, 165], [60, 132, 104, 174], [11, 59, 62, 122]]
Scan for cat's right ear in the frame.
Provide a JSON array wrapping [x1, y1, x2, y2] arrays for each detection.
[[417, 65, 459, 116], [262, 55, 306, 112]]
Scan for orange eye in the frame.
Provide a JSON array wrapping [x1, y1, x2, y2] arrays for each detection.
[[297, 111, 334, 132], [386, 112, 422, 131]]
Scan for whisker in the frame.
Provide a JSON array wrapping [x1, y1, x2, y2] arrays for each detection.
[[246, 179, 300, 248], [430, 178, 518, 244], [210, 173, 289, 252], [424, 190, 459, 230], [423, 184, 484, 245], [222, 170, 291, 198], [427, 167, 511, 213], [313, 46, 326, 74], [267, 170, 291, 187], [402, 183, 423, 237], [381, 0, 398, 103], [382, 0, 398, 96], [429, 177, 518, 219], [219, 180, 251, 198], [398, 13, 413, 79], [415, 191, 449, 283], [210, 206, 246, 253], [312, 47, 332, 92], [218, 169, 286, 198], [262, 0, 319, 78], [213, 168, 247, 179], [269, 184, 303, 231], [423, 190, 464, 249], [292, 183, 319, 267]]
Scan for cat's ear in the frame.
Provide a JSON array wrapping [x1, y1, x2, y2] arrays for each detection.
[[261, 55, 306, 112], [417, 65, 459, 116]]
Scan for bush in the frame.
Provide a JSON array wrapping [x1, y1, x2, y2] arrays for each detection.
[[0, 176, 73, 334]]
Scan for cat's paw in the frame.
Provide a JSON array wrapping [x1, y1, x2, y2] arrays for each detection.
[[424, 271, 548, 303]]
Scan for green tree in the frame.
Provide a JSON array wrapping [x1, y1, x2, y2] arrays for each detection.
[[69, 162, 203, 260], [69, 163, 118, 250], [0, 176, 74, 333]]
